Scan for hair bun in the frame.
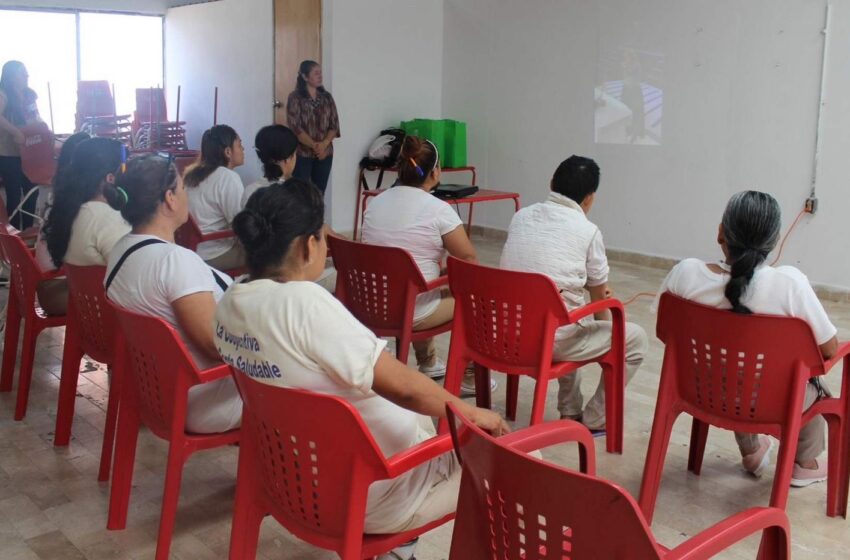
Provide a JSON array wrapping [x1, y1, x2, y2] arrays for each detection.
[[233, 208, 273, 252]]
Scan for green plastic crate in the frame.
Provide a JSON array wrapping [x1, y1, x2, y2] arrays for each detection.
[[401, 118, 467, 168]]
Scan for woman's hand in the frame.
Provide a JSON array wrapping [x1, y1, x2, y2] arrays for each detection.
[[470, 407, 511, 436], [314, 139, 330, 160], [13, 128, 25, 145]]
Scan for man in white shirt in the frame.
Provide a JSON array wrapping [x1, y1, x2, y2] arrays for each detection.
[[500, 155, 648, 431]]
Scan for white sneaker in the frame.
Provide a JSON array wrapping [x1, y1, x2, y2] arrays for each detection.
[[377, 538, 417, 560], [419, 358, 447, 379], [460, 374, 498, 397]]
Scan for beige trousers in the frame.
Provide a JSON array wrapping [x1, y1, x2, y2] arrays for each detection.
[[410, 294, 455, 367], [204, 242, 245, 271], [555, 320, 649, 430], [736, 382, 825, 462]]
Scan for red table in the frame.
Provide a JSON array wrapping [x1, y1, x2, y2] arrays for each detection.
[[354, 187, 520, 239]]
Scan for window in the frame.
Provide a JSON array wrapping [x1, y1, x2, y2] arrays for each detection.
[[0, 9, 163, 134]]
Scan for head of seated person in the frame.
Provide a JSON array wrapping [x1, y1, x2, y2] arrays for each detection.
[[42, 136, 122, 267], [255, 124, 298, 183], [717, 190, 781, 314], [550, 155, 600, 214], [184, 124, 245, 188], [396, 135, 441, 191], [113, 154, 184, 235], [235, 177, 325, 281]]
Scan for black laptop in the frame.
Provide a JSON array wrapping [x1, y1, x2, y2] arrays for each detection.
[[433, 184, 479, 199]]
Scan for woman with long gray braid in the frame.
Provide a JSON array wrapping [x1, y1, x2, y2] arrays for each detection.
[[653, 190, 840, 487]]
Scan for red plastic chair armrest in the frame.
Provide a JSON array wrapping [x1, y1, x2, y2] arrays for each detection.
[[195, 363, 232, 384], [566, 298, 625, 324], [425, 275, 449, 291], [384, 433, 454, 478], [201, 229, 236, 242], [822, 341, 850, 374], [40, 267, 65, 281], [498, 419, 593, 454], [665, 507, 789, 560]]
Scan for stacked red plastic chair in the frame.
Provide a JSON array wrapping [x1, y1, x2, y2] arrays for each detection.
[[446, 402, 791, 560], [228, 375, 456, 559]]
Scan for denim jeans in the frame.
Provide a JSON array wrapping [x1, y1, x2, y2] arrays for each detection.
[[293, 155, 333, 195]]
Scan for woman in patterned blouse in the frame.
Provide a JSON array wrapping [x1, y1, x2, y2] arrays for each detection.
[[286, 60, 340, 196]]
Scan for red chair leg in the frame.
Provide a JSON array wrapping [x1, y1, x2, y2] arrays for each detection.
[[474, 364, 491, 410], [54, 330, 83, 446], [107, 398, 140, 530], [229, 439, 264, 560], [506, 375, 519, 421], [601, 362, 624, 454], [687, 418, 710, 475], [98, 362, 122, 482], [14, 321, 39, 420], [154, 440, 189, 560], [638, 407, 679, 524], [768, 435, 795, 512], [825, 414, 842, 517], [395, 336, 410, 366], [0, 296, 22, 392]]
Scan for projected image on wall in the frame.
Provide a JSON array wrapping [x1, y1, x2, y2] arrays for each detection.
[[594, 48, 664, 145]]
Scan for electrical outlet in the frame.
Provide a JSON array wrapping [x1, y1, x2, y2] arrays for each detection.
[[805, 197, 818, 214]]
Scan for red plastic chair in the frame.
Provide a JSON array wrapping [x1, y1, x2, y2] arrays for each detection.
[[443, 257, 626, 453], [229, 373, 455, 559], [20, 121, 57, 186], [446, 401, 790, 559], [76, 80, 132, 142], [53, 265, 123, 482], [328, 235, 452, 365], [0, 232, 66, 420], [639, 293, 850, 524], [107, 305, 240, 560], [174, 214, 244, 277]]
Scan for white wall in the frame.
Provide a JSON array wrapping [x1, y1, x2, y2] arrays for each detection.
[[164, 0, 274, 183], [443, 0, 850, 290], [0, 0, 168, 13], [325, 0, 443, 228]]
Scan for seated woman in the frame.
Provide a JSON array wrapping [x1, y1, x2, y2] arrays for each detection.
[[361, 136, 493, 394], [241, 124, 298, 207], [184, 124, 245, 270], [106, 154, 242, 434], [655, 190, 839, 487], [35, 135, 129, 315], [215, 180, 508, 558]]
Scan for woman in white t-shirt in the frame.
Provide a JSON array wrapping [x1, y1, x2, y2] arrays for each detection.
[[35, 135, 131, 315], [106, 154, 242, 434], [362, 136, 492, 395], [241, 124, 298, 207], [184, 124, 246, 270], [216, 179, 508, 559], [655, 191, 840, 488]]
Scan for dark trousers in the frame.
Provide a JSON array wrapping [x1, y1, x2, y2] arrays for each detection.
[[0, 156, 37, 229], [293, 155, 333, 195]]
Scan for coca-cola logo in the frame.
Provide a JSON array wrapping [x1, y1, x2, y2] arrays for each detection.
[[25, 134, 42, 147]]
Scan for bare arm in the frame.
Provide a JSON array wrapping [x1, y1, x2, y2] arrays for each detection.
[[371, 352, 510, 436], [442, 225, 477, 263], [820, 336, 839, 360], [172, 292, 222, 363], [587, 283, 613, 321]]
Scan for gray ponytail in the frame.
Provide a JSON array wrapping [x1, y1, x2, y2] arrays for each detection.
[[721, 191, 781, 314]]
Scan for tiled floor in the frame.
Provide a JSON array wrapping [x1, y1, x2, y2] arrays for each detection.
[[1, 236, 849, 559]]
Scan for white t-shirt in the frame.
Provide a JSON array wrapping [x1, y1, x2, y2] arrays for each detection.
[[106, 233, 242, 433], [215, 280, 447, 530], [187, 166, 244, 260], [361, 186, 463, 321], [653, 258, 837, 345], [241, 176, 274, 208], [36, 201, 131, 271], [500, 192, 608, 339]]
